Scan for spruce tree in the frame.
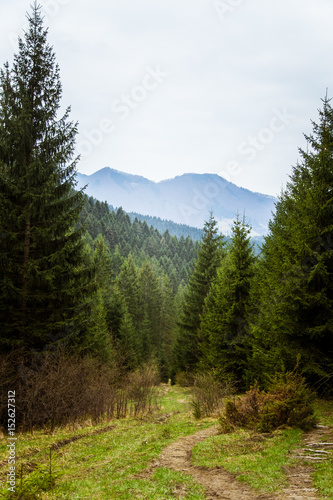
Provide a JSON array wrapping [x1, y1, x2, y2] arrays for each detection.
[[173, 213, 225, 373], [115, 254, 141, 328], [158, 273, 176, 379], [253, 96, 333, 394], [0, 4, 93, 351], [138, 262, 161, 358], [198, 216, 256, 386]]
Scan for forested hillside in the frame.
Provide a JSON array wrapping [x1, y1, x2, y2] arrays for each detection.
[[127, 211, 203, 241], [80, 198, 198, 291], [0, 4, 333, 442]]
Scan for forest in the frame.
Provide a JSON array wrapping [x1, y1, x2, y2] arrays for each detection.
[[0, 3, 333, 440]]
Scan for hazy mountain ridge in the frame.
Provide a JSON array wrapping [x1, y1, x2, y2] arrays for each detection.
[[76, 167, 276, 236]]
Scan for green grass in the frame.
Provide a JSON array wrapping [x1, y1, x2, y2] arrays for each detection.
[[0, 386, 212, 499], [1, 389, 332, 499], [313, 460, 333, 500], [191, 427, 302, 493], [98, 468, 205, 500], [314, 399, 333, 426]]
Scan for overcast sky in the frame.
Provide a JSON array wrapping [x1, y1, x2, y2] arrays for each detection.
[[1, 0, 333, 196]]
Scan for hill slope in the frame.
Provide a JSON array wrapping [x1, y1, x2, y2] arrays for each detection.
[[77, 168, 276, 235]]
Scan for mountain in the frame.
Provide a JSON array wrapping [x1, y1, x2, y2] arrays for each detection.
[[76, 168, 276, 236]]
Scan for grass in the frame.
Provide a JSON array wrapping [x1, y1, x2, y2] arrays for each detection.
[[0, 388, 332, 499], [0, 385, 210, 499], [191, 427, 302, 492]]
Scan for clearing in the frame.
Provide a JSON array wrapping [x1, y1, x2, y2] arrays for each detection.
[[0, 385, 332, 499]]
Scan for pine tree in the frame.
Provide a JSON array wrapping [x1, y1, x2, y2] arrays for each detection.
[[198, 216, 256, 386], [81, 235, 114, 364], [115, 254, 141, 328], [0, 4, 93, 351], [158, 273, 176, 379], [138, 261, 161, 358], [253, 96, 333, 394], [117, 310, 140, 370], [173, 213, 225, 373]]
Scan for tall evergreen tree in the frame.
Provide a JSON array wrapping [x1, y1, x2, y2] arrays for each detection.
[[81, 235, 114, 364], [198, 216, 256, 386], [138, 261, 161, 358], [115, 254, 141, 328], [173, 213, 225, 373], [252, 96, 333, 394], [0, 4, 93, 351], [158, 273, 176, 380]]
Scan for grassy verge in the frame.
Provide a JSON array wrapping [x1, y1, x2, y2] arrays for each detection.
[[0, 386, 210, 499], [191, 427, 302, 493]]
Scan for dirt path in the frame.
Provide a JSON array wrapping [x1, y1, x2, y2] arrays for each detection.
[[279, 424, 333, 500], [151, 425, 271, 500], [140, 423, 332, 500]]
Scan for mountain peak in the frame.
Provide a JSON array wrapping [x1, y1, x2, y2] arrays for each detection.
[[76, 168, 276, 235]]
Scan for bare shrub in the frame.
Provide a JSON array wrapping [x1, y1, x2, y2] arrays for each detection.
[[19, 352, 117, 431], [0, 349, 122, 432], [190, 372, 235, 419], [125, 364, 160, 416], [0, 350, 161, 432], [115, 388, 128, 419]]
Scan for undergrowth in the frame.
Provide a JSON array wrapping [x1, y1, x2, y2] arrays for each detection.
[[220, 369, 317, 432], [189, 372, 235, 419]]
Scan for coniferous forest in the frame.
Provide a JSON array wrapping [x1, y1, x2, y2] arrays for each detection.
[[0, 4, 333, 440]]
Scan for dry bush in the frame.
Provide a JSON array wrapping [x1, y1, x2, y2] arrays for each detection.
[[0, 349, 27, 430], [220, 370, 317, 433], [18, 351, 122, 432], [190, 372, 235, 419], [125, 364, 160, 416], [0, 350, 161, 432], [0, 349, 121, 432]]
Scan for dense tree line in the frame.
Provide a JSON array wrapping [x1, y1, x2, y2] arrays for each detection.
[[80, 199, 198, 292], [127, 211, 203, 241]]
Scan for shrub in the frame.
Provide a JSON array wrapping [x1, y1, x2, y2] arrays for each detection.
[[0, 350, 160, 432], [220, 369, 317, 433], [190, 372, 235, 419], [125, 363, 160, 416]]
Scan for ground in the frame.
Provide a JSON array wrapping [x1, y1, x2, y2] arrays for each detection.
[[136, 421, 333, 499], [0, 385, 332, 499]]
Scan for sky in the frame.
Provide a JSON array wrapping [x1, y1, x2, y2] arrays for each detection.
[[1, 0, 333, 197]]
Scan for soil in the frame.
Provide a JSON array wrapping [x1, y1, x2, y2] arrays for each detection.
[[138, 423, 333, 499], [279, 424, 333, 500]]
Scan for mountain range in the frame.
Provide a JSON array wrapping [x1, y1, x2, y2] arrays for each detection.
[[76, 168, 277, 236]]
